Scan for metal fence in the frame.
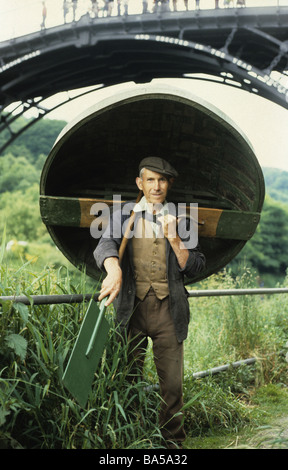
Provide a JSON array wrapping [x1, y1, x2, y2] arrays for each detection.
[[1, 288, 286, 377], [0, 287, 288, 305]]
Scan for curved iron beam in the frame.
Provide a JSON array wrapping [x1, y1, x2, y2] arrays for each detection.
[[243, 25, 288, 74], [1, 30, 287, 154], [0, 7, 288, 153], [134, 33, 288, 107]]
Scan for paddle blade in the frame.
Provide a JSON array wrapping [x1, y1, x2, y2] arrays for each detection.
[[62, 299, 110, 407]]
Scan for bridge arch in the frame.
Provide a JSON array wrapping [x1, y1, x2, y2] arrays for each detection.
[[0, 6, 288, 151]]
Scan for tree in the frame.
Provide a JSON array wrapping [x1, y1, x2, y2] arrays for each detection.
[[10, 118, 66, 163], [0, 154, 40, 193], [232, 196, 288, 277], [0, 115, 66, 164], [0, 184, 46, 241]]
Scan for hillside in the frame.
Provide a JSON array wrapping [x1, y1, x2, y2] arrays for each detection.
[[262, 167, 288, 205]]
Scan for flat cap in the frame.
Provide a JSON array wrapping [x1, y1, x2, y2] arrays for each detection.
[[139, 157, 178, 178]]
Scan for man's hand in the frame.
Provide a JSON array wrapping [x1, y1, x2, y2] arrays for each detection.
[[98, 257, 122, 306], [158, 214, 189, 269], [158, 213, 177, 240]]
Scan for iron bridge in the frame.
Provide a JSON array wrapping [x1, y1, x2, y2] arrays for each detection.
[[0, 5, 288, 152]]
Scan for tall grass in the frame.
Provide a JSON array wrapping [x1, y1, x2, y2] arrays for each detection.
[[185, 267, 288, 374], [1, 228, 288, 448], [0, 231, 164, 448], [182, 267, 288, 440]]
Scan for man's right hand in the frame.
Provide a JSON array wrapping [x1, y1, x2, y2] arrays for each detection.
[[98, 257, 122, 307]]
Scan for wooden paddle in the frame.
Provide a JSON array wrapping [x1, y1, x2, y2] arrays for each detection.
[[118, 190, 142, 264]]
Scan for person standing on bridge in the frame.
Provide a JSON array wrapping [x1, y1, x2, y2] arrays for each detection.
[[160, 0, 170, 12], [41, 1, 47, 30], [94, 157, 206, 448], [90, 0, 99, 18], [72, 0, 78, 21], [117, 0, 121, 15], [63, 0, 69, 23], [142, 0, 148, 14], [123, 0, 129, 15], [107, 0, 114, 16], [152, 0, 158, 13]]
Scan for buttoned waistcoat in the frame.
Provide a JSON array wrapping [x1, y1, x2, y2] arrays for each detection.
[[94, 203, 206, 343]]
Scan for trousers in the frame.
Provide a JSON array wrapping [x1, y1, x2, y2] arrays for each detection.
[[128, 288, 186, 444]]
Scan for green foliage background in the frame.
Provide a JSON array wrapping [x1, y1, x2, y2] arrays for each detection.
[[0, 116, 73, 273]]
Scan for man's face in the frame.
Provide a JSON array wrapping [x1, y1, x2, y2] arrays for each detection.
[[136, 168, 171, 205]]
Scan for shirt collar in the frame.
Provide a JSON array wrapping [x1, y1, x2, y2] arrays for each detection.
[[134, 196, 169, 215]]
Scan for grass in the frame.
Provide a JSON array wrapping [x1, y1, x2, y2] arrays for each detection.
[[190, 383, 288, 450], [1, 228, 288, 449]]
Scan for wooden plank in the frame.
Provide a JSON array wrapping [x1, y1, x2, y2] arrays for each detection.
[[217, 210, 260, 240], [40, 195, 82, 227], [39, 195, 260, 240]]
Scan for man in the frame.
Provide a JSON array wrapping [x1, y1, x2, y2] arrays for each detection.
[[107, 0, 114, 16], [142, 0, 148, 14], [63, 0, 69, 23], [72, 0, 77, 21], [94, 157, 205, 448], [172, 0, 177, 11], [41, 2, 47, 30]]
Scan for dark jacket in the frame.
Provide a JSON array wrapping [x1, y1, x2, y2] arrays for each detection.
[[94, 204, 206, 342]]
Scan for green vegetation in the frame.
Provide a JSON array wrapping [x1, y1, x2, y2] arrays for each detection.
[[0, 117, 72, 275], [1, 249, 288, 449], [182, 268, 288, 448], [0, 115, 288, 449], [231, 195, 288, 285], [262, 167, 288, 205], [0, 247, 165, 449]]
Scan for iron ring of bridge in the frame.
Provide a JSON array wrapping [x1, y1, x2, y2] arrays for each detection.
[[0, 6, 288, 150]]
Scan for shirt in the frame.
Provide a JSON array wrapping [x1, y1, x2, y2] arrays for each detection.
[[133, 196, 169, 238]]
